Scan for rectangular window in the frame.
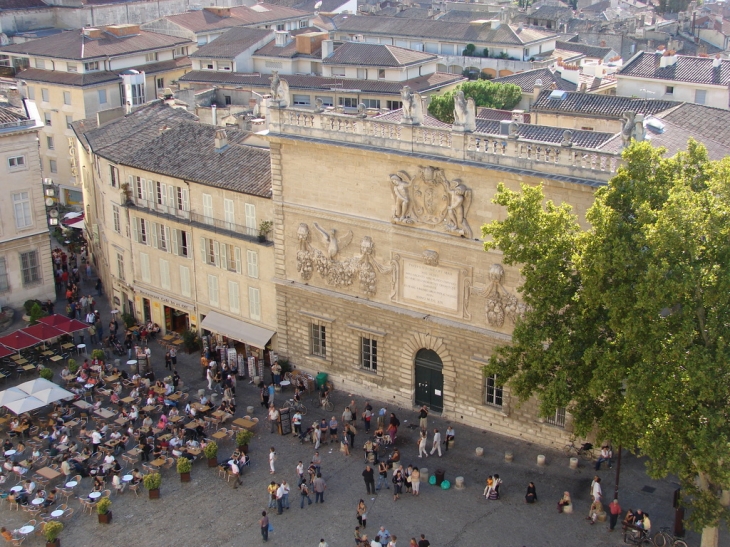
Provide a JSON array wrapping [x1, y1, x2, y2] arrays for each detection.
[[246, 250, 258, 278], [224, 95, 231, 105], [217, 61, 232, 71], [46, 136, 54, 150], [49, 159, 57, 173], [180, 265, 191, 297], [228, 280, 240, 314], [310, 323, 326, 357], [276, 24, 285, 30], [485, 374, 503, 407], [41, 88, 49, 102], [0, 257, 9, 292], [361, 337, 377, 371], [220, 243, 237, 272], [112, 205, 120, 234], [26, 87, 34, 100], [172, 229, 189, 257], [224, 198, 235, 229], [292, 94, 311, 106], [145, 52, 159, 62], [176, 187, 189, 212], [140, 252, 151, 283], [12, 192, 32, 229], [331, 66, 346, 77], [133, 217, 148, 244], [545, 407, 566, 428], [156, 223, 168, 252], [156, 77, 164, 89], [300, 19, 307, 28], [338, 97, 357, 108], [44, 112, 52, 126], [208, 274, 219, 306], [116, 253, 125, 282], [315, 95, 333, 107], [362, 99, 380, 109], [160, 259, 171, 290], [202, 193, 213, 224], [8, 156, 25, 169], [110, 165, 118, 187], [248, 286, 261, 320], [665, 85, 674, 95], [98, 89, 107, 104], [84, 61, 99, 71], [66, 115, 73, 129], [387, 100, 402, 110], [67, 63, 78, 73], [378, 69, 385, 79], [35, 59, 45, 69], [63, 91, 71, 105], [200, 238, 219, 266], [156, 181, 167, 206], [357, 68, 367, 79], [695, 89, 707, 105], [20, 250, 40, 286], [244, 203, 256, 231]]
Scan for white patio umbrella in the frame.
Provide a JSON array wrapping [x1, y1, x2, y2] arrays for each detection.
[[16, 378, 59, 396], [5, 396, 46, 414], [0, 387, 30, 406], [31, 385, 74, 404]]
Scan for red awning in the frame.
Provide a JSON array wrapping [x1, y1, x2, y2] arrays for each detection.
[[38, 314, 70, 327], [38, 315, 89, 334], [0, 346, 15, 360], [0, 331, 41, 350], [19, 323, 65, 342]]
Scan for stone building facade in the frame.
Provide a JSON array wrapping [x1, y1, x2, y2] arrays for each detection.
[[266, 101, 620, 447]]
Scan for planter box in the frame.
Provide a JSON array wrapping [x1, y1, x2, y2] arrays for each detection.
[[98, 512, 112, 524], [46, 541, 60, 547], [180, 472, 190, 483], [207, 458, 218, 468], [148, 488, 160, 499]]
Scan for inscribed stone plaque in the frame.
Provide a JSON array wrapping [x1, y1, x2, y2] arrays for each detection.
[[401, 258, 460, 313]]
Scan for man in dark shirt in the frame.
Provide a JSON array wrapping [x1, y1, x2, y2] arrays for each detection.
[[362, 465, 375, 495], [418, 534, 430, 547]]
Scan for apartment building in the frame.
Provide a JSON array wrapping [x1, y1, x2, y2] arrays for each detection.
[[72, 101, 276, 347], [0, 100, 55, 308], [0, 24, 195, 204]]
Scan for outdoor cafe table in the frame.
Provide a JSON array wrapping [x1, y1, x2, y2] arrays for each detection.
[[185, 420, 202, 430], [142, 405, 155, 413], [232, 418, 256, 429], [167, 393, 181, 401], [65, 481, 77, 488], [36, 467, 61, 480], [115, 417, 129, 426], [94, 408, 116, 419], [88, 492, 101, 500], [61, 343, 75, 350], [121, 397, 134, 404], [10, 355, 21, 362], [212, 431, 227, 440], [31, 498, 44, 506], [186, 447, 202, 457], [169, 415, 182, 423], [49, 356, 63, 363], [192, 404, 211, 413], [127, 448, 141, 457], [9, 486, 22, 493], [18, 525, 34, 535], [65, 420, 79, 428], [122, 475, 133, 482], [50, 509, 64, 518], [104, 374, 120, 383], [4, 449, 16, 457], [150, 458, 166, 467], [41, 351, 54, 357], [74, 400, 92, 409], [152, 386, 166, 395], [21, 364, 35, 372], [212, 410, 225, 418]]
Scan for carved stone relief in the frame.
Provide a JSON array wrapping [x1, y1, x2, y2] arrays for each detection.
[[295, 224, 395, 297], [471, 264, 527, 328], [389, 166, 473, 238]]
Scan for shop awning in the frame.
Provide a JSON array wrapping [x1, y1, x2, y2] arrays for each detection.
[[200, 311, 275, 349]]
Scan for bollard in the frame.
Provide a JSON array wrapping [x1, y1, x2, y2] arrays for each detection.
[[253, 376, 261, 385], [455, 476, 465, 489], [475, 447, 484, 457], [421, 468, 429, 482], [537, 454, 546, 466], [597, 512, 607, 522], [247, 406, 255, 415], [563, 503, 573, 514], [569, 457, 578, 469], [504, 451, 513, 463]]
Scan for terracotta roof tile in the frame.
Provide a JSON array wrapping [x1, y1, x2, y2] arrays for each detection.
[[492, 67, 577, 92], [618, 51, 730, 85], [658, 102, 730, 148], [191, 27, 274, 59], [323, 42, 437, 67], [163, 4, 311, 33], [475, 120, 615, 148], [531, 89, 677, 118]]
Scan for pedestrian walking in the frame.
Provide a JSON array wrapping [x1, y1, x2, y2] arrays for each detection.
[[260, 511, 269, 542], [411, 467, 420, 496], [392, 467, 404, 501], [362, 465, 376, 495], [268, 382, 275, 407], [169, 347, 177, 367], [376, 461, 390, 491], [591, 476, 602, 503], [341, 431, 350, 456], [349, 400, 358, 424], [200, 353, 208, 379], [95, 278, 103, 296], [418, 405, 428, 432], [608, 498, 621, 532], [276, 483, 285, 514], [319, 419, 329, 444], [318, 540, 328, 547], [346, 422, 356, 449], [417, 534, 430, 547], [230, 460, 242, 488], [165, 351, 172, 370], [269, 446, 276, 474], [363, 402, 372, 433], [269, 405, 280, 434], [430, 428, 442, 457], [356, 499, 367, 528], [388, 536, 397, 547], [281, 480, 290, 509], [378, 527, 391, 547], [444, 426, 455, 452], [355, 527, 363, 545], [342, 406, 353, 425], [417, 432, 428, 458], [525, 482, 537, 503], [260, 382, 269, 409], [329, 416, 338, 444], [300, 479, 312, 508], [313, 473, 326, 503], [268, 481, 278, 508], [297, 461, 304, 482], [313, 425, 322, 449]]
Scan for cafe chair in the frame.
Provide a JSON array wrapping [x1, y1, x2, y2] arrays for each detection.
[[163, 458, 175, 470], [128, 482, 140, 497]]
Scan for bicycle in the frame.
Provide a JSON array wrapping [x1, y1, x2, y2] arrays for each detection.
[[653, 527, 688, 547], [562, 438, 595, 461], [281, 398, 307, 416], [623, 526, 653, 547], [318, 395, 334, 412]]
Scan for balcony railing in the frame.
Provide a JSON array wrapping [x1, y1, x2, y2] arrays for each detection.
[[189, 212, 259, 239]]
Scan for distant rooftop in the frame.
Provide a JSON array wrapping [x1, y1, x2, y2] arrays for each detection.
[[191, 27, 273, 59], [618, 51, 730, 86], [531, 90, 677, 118], [323, 43, 437, 67], [162, 4, 312, 33]]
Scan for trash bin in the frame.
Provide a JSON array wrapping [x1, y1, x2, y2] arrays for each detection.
[[435, 468, 445, 486], [316, 372, 328, 389]]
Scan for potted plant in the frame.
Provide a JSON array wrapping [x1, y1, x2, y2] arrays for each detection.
[[39, 368, 53, 381], [258, 220, 273, 242], [236, 429, 254, 454], [144, 472, 162, 499], [181, 329, 201, 354], [29, 302, 46, 325], [43, 520, 63, 547], [91, 349, 105, 361], [177, 456, 192, 482], [96, 497, 112, 524], [204, 441, 219, 467], [67, 359, 79, 374]]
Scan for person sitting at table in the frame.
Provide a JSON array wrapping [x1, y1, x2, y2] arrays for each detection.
[[91, 476, 104, 494], [168, 407, 179, 419], [156, 414, 168, 430], [200, 394, 210, 407], [145, 393, 156, 407], [152, 444, 162, 460], [129, 405, 139, 423], [102, 453, 116, 472], [141, 415, 153, 430], [2, 439, 13, 452], [12, 463, 28, 477], [23, 479, 35, 494], [0, 527, 15, 541], [131, 468, 143, 485]]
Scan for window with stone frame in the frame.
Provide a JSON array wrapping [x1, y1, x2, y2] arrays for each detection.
[[545, 407, 566, 428], [485, 374, 503, 407], [310, 323, 326, 358], [361, 337, 377, 372], [20, 250, 40, 286]]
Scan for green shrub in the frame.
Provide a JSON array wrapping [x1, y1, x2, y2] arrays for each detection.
[[96, 497, 111, 515], [143, 472, 161, 490], [181, 329, 200, 353], [236, 429, 254, 447], [39, 368, 53, 381], [67, 359, 79, 374], [43, 520, 63, 542], [176, 457, 192, 474], [203, 441, 218, 459]]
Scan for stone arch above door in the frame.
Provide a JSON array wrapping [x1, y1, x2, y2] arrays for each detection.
[[401, 332, 457, 413]]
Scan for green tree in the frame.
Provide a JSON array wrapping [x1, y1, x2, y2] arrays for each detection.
[[481, 141, 730, 547], [427, 80, 522, 123], [29, 302, 46, 325]]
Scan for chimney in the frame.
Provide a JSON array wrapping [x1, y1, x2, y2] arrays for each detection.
[[204, 6, 230, 17], [533, 78, 543, 101], [214, 128, 228, 152], [275, 30, 291, 47], [82, 27, 103, 38], [600, 40, 606, 47], [659, 50, 677, 67], [105, 24, 141, 37], [295, 32, 327, 55], [6, 87, 23, 108], [321, 39, 334, 59], [211, 104, 217, 126]]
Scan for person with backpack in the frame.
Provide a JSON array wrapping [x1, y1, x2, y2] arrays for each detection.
[[299, 479, 312, 508]]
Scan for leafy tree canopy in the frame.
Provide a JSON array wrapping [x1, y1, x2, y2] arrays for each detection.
[[427, 80, 522, 123], [481, 140, 730, 544]]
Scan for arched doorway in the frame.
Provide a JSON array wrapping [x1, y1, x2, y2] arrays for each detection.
[[414, 349, 444, 412]]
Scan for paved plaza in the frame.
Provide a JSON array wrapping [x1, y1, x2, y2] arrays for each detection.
[[0, 272, 721, 547]]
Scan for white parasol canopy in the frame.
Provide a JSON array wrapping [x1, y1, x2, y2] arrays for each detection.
[[17, 378, 63, 396], [0, 387, 30, 406], [5, 396, 47, 414], [31, 385, 74, 404]]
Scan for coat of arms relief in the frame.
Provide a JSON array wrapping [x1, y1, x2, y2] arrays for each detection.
[[293, 167, 525, 329]]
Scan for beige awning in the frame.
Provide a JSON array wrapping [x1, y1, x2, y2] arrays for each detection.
[[200, 311, 275, 349]]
